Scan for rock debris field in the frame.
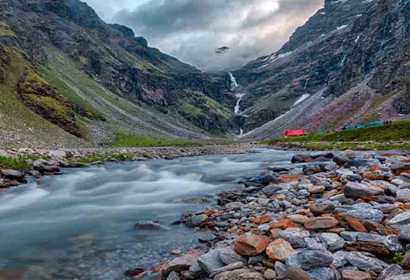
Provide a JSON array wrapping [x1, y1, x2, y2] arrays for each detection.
[[159, 150, 410, 280]]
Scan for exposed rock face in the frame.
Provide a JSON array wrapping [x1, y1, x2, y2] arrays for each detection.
[[0, 0, 238, 146], [237, 0, 410, 140]]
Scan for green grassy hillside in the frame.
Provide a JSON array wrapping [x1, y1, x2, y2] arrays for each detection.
[[267, 121, 410, 150]]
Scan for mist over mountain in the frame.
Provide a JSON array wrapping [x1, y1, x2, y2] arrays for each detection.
[[84, 0, 324, 72]]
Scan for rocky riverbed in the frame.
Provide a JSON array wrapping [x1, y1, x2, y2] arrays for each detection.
[[158, 150, 410, 280], [0, 143, 257, 190]]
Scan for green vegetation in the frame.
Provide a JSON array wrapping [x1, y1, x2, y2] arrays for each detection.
[[273, 121, 410, 142], [112, 133, 201, 147], [75, 154, 134, 163], [0, 156, 39, 170], [179, 103, 204, 116], [38, 65, 103, 120], [267, 120, 410, 151], [394, 253, 404, 264]]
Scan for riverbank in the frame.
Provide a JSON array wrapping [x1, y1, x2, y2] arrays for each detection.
[[0, 143, 260, 190], [157, 150, 410, 280], [268, 140, 410, 151], [266, 120, 410, 151]]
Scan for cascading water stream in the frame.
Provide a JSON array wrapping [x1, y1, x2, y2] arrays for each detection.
[[228, 72, 246, 137]]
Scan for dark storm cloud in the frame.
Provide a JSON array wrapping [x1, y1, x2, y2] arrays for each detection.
[[108, 0, 324, 71]]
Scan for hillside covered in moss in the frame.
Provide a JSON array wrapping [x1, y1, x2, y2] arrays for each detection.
[[0, 0, 239, 148]]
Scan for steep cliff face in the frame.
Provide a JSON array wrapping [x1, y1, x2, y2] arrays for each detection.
[[241, 0, 410, 140], [0, 0, 237, 147], [234, 0, 374, 133]]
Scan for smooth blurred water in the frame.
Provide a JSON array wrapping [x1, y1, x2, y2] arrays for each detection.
[[0, 149, 297, 280]]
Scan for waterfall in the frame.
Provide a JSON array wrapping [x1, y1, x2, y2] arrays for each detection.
[[235, 94, 245, 114], [228, 72, 238, 92]]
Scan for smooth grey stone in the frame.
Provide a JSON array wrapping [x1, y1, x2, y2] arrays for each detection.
[[305, 237, 327, 251], [197, 250, 225, 275], [286, 250, 334, 270], [377, 264, 404, 280], [340, 232, 359, 242], [344, 182, 384, 198], [399, 225, 410, 243], [346, 208, 384, 223], [383, 235, 403, 252], [388, 211, 410, 230], [346, 251, 387, 273], [308, 267, 335, 280], [332, 251, 350, 268], [278, 228, 310, 248], [320, 233, 345, 251]]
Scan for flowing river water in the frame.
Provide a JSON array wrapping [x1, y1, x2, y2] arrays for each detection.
[[0, 149, 299, 280]]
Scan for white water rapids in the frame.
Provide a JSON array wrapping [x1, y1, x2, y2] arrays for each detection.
[[0, 150, 298, 280]]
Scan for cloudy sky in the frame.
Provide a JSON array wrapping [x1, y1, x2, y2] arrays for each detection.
[[83, 0, 323, 72]]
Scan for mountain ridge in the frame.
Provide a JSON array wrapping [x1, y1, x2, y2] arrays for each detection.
[[0, 0, 239, 148]]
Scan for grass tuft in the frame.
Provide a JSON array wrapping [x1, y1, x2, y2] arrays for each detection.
[[0, 156, 39, 170]]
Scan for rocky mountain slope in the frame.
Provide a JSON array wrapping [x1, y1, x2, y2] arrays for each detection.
[[234, 0, 410, 140], [0, 0, 238, 148]]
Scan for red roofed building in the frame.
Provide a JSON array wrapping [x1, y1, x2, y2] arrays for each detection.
[[285, 129, 308, 137]]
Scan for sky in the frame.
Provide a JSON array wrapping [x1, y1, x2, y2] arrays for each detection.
[[83, 0, 324, 72]]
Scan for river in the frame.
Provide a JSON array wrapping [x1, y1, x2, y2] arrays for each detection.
[[0, 149, 299, 280]]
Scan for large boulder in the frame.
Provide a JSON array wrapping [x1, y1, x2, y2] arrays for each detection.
[[234, 234, 270, 256]]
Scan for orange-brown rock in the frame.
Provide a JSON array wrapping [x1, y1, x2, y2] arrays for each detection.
[[234, 234, 270, 256], [362, 172, 388, 181], [370, 165, 382, 172], [266, 239, 295, 261], [345, 216, 368, 233], [270, 219, 298, 230], [346, 242, 390, 258], [342, 270, 371, 280], [304, 217, 339, 230], [395, 170, 410, 176], [308, 185, 326, 194], [204, 209, 216, 216], [276, 174, 303, 184], [252, 215, 272, 224]]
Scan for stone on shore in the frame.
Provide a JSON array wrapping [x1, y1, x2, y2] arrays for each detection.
[[214, 269, 264, 280], [388, 211, 410, 230], [304, 217, 339, 230], [344, 182, 384, 198], [285, 250, 334, 270], [162, 250, 201, 277], [342, 270, 371, 280], [266, 239, 295, 261], [233, 234, 270, 256]]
